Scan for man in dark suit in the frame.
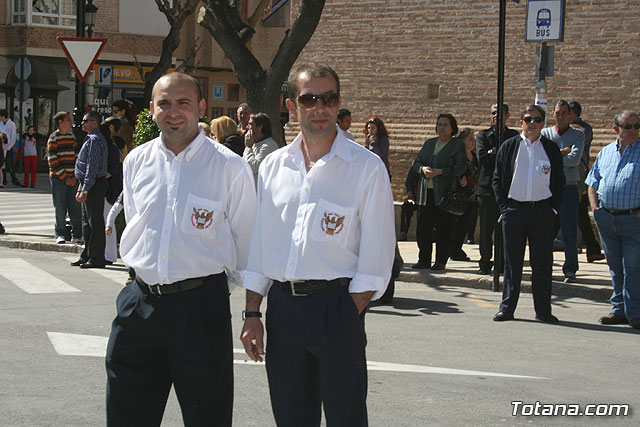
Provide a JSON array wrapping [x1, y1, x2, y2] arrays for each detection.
[[475, 104, 519, 275], [492, 104, 565, 323]]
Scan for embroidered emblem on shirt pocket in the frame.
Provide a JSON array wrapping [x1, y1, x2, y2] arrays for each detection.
[[540, 161, 551, 175], [181, 193, 221, 238], [311, 199, 353, 247]]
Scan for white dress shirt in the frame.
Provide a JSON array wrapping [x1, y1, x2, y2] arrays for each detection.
[[241, 128, 395, 300], [120, 131, 256, 288], [508, 133, 552, 202], [0, 119, 17, 149], [341, 128, 355, 142]]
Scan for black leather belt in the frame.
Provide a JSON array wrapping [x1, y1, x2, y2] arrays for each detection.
[[601, 206, 640, 216], [136, 275, 210, 296], [274, 278, 351, 296], [509, 198, 550, 206]]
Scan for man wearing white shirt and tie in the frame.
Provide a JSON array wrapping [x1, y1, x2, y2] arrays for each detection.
[[105, 72, 256, 427], [240, 63, 395, 427], [492, 104, 565, 324]]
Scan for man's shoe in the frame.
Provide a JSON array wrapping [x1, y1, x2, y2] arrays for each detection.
[[105, 260, 114, 265], [535, 313, 559, 323], [464, 239, 476, 245], [56, 236, 66, 244], [0, 223, 5, 234], [411, 261, 430, 269], [563, 273, 576, 283], [70, 258, 88, 266], [430, 262, 446, 271], [587, 253, 605, 263], [598, 313, 628, 325], [629, 318, 640, 330], [450, 255, 471, 262], [478, 268, 491, 275], [79, 261, 105, 269], [493, 311, 514, 322], [71, 237, 84, 244]]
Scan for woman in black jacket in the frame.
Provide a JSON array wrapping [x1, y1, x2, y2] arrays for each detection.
[[411, 113, 467, 270]]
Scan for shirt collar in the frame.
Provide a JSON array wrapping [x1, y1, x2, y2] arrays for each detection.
[[520, 131, 542, 145], [289, 125, 355, 166], [158, 129, 206, 162]]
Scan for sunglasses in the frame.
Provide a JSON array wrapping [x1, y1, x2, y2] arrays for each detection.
[[297, 92, 339, 109], [523, 116, 543, 124], [617, 123, 640, 130], [81, 118, 96, 123]]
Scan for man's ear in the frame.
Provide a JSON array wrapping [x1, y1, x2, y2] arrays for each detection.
[[150, 101, 156, 122], [285, 98, 297, 121], [199, 98, 206, 118]]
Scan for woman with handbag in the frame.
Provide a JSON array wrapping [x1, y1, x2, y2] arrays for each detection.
[[411, 113, 467, 270]]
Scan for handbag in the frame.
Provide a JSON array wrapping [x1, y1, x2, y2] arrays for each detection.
[[439, 178, 468, 216]]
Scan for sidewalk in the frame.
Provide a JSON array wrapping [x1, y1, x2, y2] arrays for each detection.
[[0, 174, 614, 302]]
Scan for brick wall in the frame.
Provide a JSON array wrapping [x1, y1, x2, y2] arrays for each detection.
[[290, 0, 640, 200]]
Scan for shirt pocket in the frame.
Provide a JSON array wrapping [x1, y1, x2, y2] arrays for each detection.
[[539, 160, 551, 177], [310, 199, 354, 248], [180, 193, 222, 239]]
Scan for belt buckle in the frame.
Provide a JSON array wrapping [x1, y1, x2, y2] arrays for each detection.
[[147, 283, 162, 296], [289, 280, 306, 297]]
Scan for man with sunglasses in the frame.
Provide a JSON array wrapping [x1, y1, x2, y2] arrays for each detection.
[[541, 100, 585, 284], [586, 110, 640, 329], [71, 111, 108, 269], [476, 104, 519, 275], [240, 63, 395, 426], [492, 104, 565, 323]]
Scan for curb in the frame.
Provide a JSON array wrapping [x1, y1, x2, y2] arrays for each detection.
[[398, 269, 611, 302], [0, 236, 83, 254]]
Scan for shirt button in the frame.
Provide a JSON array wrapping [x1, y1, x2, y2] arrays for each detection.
[[161, 256, 166, 260], [164, 230, 168, 235], [303, 187, 309, 191], [289, 262, 294, 266], [167, 205, 172, 210], [172, 182, 176, 186]]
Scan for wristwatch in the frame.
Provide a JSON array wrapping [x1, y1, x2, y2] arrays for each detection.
[[242, 310, 262, 320]]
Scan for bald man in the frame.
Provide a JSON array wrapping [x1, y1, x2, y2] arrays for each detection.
[[105, 73, 256, 426]]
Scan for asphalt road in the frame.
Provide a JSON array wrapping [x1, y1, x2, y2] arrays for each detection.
[[0, 247, 637, 426]]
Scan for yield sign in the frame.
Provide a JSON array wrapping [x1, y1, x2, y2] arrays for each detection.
[[56, 37, 107, 82]]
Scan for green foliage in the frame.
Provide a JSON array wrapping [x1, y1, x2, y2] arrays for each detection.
[[132, 108, 160, 147]]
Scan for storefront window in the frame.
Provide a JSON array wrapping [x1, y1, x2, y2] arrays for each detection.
[[12, 0, 76, 28], [38, 98, 54, 136]]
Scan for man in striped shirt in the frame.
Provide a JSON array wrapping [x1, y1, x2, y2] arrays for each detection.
[[47, 111, 82, 244]]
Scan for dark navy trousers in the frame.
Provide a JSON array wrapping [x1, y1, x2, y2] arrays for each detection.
[[105, 273, 233, 427], [265, 285, 369, 427], [499, 199, 555, 317]]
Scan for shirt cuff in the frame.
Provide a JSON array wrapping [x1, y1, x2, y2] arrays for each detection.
[[349, 272, 386, 301], [240, 270, 272, 296]]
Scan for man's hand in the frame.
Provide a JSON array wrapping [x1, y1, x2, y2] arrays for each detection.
[[244, 128, 255, 148], [105, 226, 113, 235], [460, 176, 468, 187], [76, 191, 87, 203], [240, 318, 265, 362], [350, 290, 375, 314], [560, 147, 571, 156]]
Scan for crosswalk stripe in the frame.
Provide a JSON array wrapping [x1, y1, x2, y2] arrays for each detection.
[[0, 212, 54, 218], [2, 218, 56, 225], [0, 258, 81, 293], [3, 224, 54, 232]]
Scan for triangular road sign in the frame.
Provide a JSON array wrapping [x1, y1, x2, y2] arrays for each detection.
[[57, 37, 107, 82]]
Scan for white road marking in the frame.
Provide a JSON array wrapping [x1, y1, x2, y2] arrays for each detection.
[[46, 333, 545, 379], [48, 332, 108, 357], [2, 218, 57, 225], [0, 258, 81, 293]]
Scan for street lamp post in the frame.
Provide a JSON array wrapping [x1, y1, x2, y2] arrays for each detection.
[[85, 0, 98, 38]]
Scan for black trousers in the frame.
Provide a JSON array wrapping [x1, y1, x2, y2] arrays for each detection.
[[266, 285, 368, 427], [106, 273, 233, 427], [499, 200, 555, 316], [416, 190, 454, 265], [577, 192, 602, 256], [478, 195, 500, 271], [451, 200, 478, 258], [3, 149, 20, 185], [80, 177, 107, 264]]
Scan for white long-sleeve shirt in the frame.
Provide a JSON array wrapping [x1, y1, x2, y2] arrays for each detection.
[[508, 133, 553, 202], [241, 129, 395, 300], [0, 119, 17, 149], [119, 131, 256, 288]]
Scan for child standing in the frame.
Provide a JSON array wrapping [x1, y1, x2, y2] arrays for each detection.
[[23, 125, 37, 188]]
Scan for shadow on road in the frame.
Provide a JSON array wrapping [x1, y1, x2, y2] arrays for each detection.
[[369, 297, 462, 317]]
